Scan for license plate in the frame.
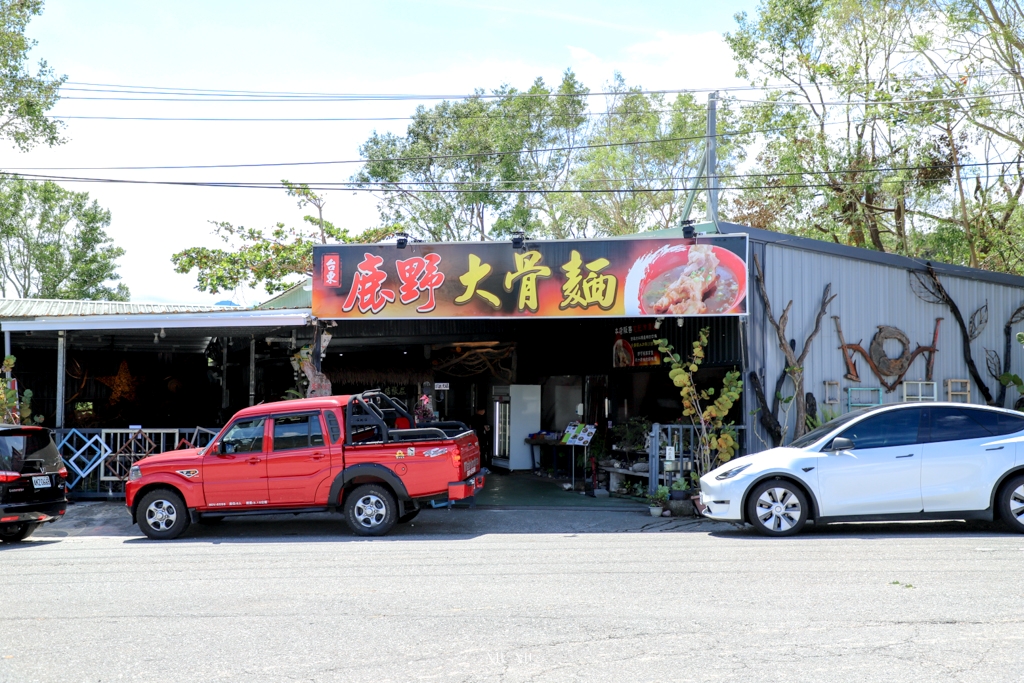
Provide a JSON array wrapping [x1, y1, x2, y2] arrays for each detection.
[[32, 475, 51, 489]]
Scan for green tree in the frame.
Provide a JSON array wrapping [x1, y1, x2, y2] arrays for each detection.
[[172, 182, 355, 295], [354, 93, 510, 242], [725, 0, 949, 253], [572, 75, 744, 236], [0, 0, 64, 150], [0, 176, 128, 300]]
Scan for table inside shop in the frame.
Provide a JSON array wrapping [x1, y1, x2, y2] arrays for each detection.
[[524, 437, 585, 473]]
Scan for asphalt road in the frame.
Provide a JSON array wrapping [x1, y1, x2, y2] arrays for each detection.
[[2, 503, 1023, 683]]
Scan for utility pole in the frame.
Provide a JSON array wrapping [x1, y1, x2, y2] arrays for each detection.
[[705, 91, 719, 227]]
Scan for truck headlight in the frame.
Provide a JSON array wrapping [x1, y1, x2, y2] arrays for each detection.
[[128, 466, 142, 481], [715, 463, 751, 480]]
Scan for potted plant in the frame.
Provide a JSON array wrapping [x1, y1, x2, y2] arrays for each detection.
[[647, 485, 669, 517], [667, 478, 694, 517]]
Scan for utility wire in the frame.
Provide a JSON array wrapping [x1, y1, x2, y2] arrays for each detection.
[[60, 69, 1003, 99], [4, 118, 880, 171], [2, 159, 1014, 193]]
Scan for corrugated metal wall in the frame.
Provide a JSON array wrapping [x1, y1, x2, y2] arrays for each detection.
[[745, 239, 1024, 451]]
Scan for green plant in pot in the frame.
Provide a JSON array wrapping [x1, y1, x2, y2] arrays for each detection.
[[667, 477, 695, 516], [647, 485, 669, 517]]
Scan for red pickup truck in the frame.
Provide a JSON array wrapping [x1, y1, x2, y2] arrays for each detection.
[[125, 391, 484, 539]]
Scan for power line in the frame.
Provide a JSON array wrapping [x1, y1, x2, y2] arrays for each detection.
[[1, 159, 1012, 193], [60, 70, 1002, 100], [4, 119, 879, 171], [732, 89, 1024, 107]]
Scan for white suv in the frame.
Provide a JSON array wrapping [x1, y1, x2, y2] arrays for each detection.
[[699, 403, 1024, 536]]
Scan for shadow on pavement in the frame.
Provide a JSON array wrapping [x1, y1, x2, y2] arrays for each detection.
[[708, 518, 1020, 540]]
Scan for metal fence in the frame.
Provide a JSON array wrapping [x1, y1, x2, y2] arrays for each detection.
[[647, 423, 747, 495], [54, 427, 219, 498]]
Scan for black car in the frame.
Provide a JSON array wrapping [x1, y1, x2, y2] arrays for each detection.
[[0, 425, 67, 543]]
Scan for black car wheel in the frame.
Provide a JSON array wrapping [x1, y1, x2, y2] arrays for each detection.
[[344, 484, 397, 536], [137, 489, 191, 540], [0, 522, 40, 543], [998, 473, 1024, 533], [745, 479, 809, 537]]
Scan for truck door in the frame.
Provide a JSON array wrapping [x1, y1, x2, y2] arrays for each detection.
[[203, 417, 269, 507], [266, 412, 331, 505]]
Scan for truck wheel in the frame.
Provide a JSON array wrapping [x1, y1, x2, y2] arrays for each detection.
[[0, 522, 40, 543], [398, 509, 419, 524], [344, 484, 397, 536], [137, 489, 191, 540]]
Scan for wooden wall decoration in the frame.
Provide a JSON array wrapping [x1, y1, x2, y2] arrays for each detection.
[[833, 317, 942, 392]]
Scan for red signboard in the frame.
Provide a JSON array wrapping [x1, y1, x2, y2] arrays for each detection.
[[312, 235, 748, 320], [321, 253, 341, 288]]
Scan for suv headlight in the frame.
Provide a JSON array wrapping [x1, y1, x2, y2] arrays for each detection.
[[128, 465, 142, 481], [715, 463, 751, 480]]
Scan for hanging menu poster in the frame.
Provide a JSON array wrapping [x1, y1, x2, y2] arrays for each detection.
[[612, 321, 662, 368]]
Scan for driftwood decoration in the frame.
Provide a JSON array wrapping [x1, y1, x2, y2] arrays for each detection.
[[910, 266, 995, 404], [431, 343, 514, 382], [833, 317, 942, 392], [749, 366, 789, 448], [752, 253, 836, 439], [985, 300, 1024, 407]]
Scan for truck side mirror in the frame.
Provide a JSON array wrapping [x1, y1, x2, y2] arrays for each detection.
[[829, 437, 854, 452]]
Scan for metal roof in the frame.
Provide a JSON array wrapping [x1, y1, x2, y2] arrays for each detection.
[[0, 308, 311, 332], [0, 298, 238, 319]]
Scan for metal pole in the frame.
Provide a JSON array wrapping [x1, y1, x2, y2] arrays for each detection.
[[706, 91, 719, 228], [3, 329, 10, 379], [649, 423, 660, 496], [221, 339, 229, 410], [680, 152, 705, 225], [312, 320, 322, 372], [249, 337, 256, 406], [56, 331, 66, 428]]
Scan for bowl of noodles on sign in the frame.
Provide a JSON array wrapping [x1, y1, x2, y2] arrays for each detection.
[[624, 244, 747, 317]]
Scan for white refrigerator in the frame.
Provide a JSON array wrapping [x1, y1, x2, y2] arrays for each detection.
[[492, 384, 541, 471]]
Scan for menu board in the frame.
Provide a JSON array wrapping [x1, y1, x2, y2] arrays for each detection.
[[561, 423, 597, 446]]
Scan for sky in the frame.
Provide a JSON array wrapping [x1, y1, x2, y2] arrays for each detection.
[[11, 0, 758, 305]]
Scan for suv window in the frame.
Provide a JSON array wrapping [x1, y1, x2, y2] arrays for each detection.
[[837, 408, 923, 449], [960, 408, 1024, 436], [0, 429, 61, 473], [926, 407, 1003, 442], [324, 411, 342, 444], [221, 418, 265, 454], [273, 414, 324, 451]]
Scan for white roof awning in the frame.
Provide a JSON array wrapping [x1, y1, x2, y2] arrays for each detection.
[[0, 308, 312, 332]]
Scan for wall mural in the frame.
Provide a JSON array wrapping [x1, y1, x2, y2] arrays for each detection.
[[832, 317, 942, 392]]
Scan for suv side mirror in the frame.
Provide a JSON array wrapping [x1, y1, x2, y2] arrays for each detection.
[[830, 437, 855, 452]]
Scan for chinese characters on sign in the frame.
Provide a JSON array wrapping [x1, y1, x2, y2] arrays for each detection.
[[342, 253, 395, 314], [612, 322, 662, 368], [321, 253, 340, 288], [313, 235, 748, 319]]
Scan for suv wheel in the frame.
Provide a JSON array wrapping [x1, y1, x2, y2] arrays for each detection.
[[0, 522, 40, 543], [137, 489, 191, 540], [998, 474, 1024, 533], [344, 484, 397, 536], [746, 479, 808, 537]]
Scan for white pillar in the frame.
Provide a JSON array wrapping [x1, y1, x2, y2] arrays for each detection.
[[56, 331, 66, 428]]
